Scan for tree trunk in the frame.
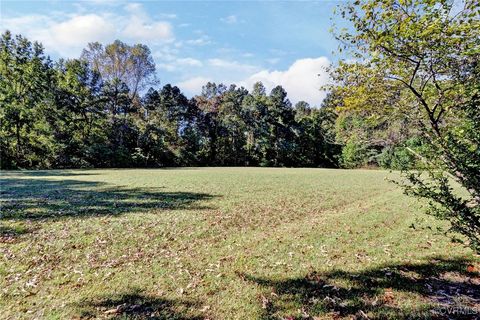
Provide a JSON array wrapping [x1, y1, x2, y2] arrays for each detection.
[[15, 121, 20, 166]]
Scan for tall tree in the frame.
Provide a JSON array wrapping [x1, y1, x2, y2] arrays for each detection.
[[137, 84, 195, 166], [241, 82, 270, 165], [194, 82, 227, 164], [52, 58, 105, 167], [0, 31, 55, 168], [334, 0, 480, 251], [216, 84, 249, 165], [101, 79, 138, 167], [265, 86, 296, 166], [295, 97, 340, 167], [81, 40, 156, 98]]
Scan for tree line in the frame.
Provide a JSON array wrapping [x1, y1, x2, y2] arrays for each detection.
[[0, 31, 345, 169], [1, 30, 427, 170]]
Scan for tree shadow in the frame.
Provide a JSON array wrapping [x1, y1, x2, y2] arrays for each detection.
[[240, 257, 480, 319], [0, 224, 33, 243], [1, 170, 99, 177], [0, 177, 216, 220], [77, 289, 207, 319]]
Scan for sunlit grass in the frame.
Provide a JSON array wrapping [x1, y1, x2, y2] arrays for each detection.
[[1, 168, 478, 319]]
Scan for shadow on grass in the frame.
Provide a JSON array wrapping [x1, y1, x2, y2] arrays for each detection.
[[0, 224, 34, 243], [0, 177, 216, 220], [77, 289, 206, 319], [241, 257, 480, 319], [1, 170, 99, 177]]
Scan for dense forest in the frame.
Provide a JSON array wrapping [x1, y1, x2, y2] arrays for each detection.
[[0, 30, 419, 170]]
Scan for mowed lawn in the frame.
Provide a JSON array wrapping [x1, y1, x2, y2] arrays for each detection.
[[1, 168, 479, 319]]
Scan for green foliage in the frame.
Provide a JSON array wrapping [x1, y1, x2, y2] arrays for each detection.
[[341, 137, 369, 168], [0, 31, 56, 168], [334, 0, 480, 251], [378, 138, 424, 170], [403, 89, 480, 252], [81, 40, 156, 98], [52, 59, 105, 167], [1, 32, 341, 169], [294, 100, 340, 167]]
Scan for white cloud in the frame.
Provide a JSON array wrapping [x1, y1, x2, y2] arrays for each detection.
[[50, 14, 116, 47], [171, 59, 260, 97], [177, 58, 203, 67], [220, 15, 238, 24], [1, 14, 116, 57], [124, 3, 143, 12], [241, 57, 331, 106], [152, 47, 179, 61], [208, 58, 258, 73], [122, 3, 173, 42], [1, 3, 174, 57], [177, 76, 212, 94], [173, 58, 330, 105]]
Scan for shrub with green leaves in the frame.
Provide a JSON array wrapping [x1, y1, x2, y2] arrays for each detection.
[[334, 0, 480, 251]]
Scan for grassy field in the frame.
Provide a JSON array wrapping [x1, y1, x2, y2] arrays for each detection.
[[1, 168, 479, 319]]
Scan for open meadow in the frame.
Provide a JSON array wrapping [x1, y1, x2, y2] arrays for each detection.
[[1, 168, 479, 319]]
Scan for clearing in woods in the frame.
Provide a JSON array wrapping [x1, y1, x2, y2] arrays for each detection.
[[1, 168, 479, 319]]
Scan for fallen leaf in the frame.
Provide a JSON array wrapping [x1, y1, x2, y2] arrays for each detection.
[[104, 308, 118, 315], [382, 288, 394, 304], [261, 295, 270, 309], [200, 305, 210, 312], [356, 310, 369, 319]]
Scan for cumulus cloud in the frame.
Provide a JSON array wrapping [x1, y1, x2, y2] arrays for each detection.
[[208, 58, 258, 73], [171, 59, 260, 96], [1, 14, 116, 57], [1, 3, 174, 57], [50, 14, 116, 47], [241, 57, 331, 106], [174, 57, 330, 105], [177, 76, 212, 94]]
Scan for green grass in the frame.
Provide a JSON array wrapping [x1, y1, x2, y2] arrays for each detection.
[[1, 168, 478, 319]]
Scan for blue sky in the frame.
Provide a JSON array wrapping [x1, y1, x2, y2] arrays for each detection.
[[1, 0, 344, 105]]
